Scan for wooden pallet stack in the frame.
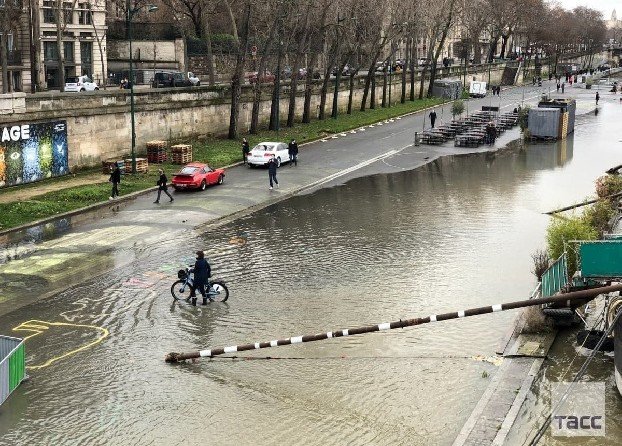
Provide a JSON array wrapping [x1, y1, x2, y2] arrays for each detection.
[[102, 159, 124, 174], [146, 140, 167, 163], [171, 144, 193, 164], [124, 157, 149, 173]]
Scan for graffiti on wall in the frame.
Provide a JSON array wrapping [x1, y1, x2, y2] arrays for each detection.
[[0, 121, 68, 188]]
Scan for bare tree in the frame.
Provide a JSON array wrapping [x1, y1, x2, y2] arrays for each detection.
[[0, 0, 23, 93], [228, 1, 250, 139]]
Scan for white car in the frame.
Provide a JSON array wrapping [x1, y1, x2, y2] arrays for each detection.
[[65, 75, 99, 92], [247, 141, 290, 167]]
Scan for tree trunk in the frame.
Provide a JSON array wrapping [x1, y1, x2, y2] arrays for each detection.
[[302, 52, 318, 123], [487, 34, 499, 63], [319, 51, 337, 120], [286, 52, 302, 127], [0, 31, 8, 93], [224, 0, 239, 42], [427, 6, 454, 98], [360, 64, 374, 111], [56, 0, 66, 92], [370, 74, 376, 109], [29, 0, 41, 92], [347, 73, 355, 114], [409, 36, 416, 101], [202, 9, 215, 86], [401, 38, 409, 103], [381, 65, 387, 107], [473, 37, 482, 64], [91, 15, 106, 90], [228, 4, 250, 140], [500, 33, 510, 59], [419, 38, 435, 99], [268, 43, 283, 131], [250, 19, 278, 133]]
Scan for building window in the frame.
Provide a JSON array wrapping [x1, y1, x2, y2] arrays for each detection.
[[64, 2, 74, 25], [64, 41, 74, 62], [43, 1, 56, 24], [78, 3, 92, 25], [80, 42, 93, 75], [44, 41, 59, 61]]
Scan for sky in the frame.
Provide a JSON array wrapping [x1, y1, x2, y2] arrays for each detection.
[[557, 0, 620, 17]]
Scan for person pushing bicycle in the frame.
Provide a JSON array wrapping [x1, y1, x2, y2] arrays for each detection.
[[189, 250, 211, 306]]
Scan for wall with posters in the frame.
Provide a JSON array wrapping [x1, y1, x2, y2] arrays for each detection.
[[0, 121, 68, 188]]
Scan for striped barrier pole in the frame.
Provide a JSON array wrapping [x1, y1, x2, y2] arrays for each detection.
[[165, 283, 622, 363]]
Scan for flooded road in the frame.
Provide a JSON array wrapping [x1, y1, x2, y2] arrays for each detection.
[[2, 95, 622, 444]]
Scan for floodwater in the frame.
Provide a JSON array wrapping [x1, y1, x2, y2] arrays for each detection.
[[1, 101, 622, 445]]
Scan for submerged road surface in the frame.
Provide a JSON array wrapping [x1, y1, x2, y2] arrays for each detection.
[[2, 81, 621, 445]]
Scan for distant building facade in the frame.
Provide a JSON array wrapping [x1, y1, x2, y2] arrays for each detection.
[[0, 1, 107, 92]]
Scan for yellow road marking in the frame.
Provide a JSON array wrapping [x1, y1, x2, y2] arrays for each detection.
[[13, 319, 109, 370]]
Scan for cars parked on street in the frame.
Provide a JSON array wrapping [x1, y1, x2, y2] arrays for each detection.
[[171, 162, 225, 191], [332, 64, 357, 76], [64, 75, 99, 92], [151, 71, 200, 88], [246, 142, 290, 167], [282, 66, 307, 80], [246, 70, 276, 84]]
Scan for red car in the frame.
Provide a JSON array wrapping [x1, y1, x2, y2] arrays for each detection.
[[171, 162, 225, 191]]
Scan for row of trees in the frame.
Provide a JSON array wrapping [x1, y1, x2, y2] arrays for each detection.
[[132, 0, 605, 138]]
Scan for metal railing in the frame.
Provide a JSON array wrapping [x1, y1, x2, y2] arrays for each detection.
[[0, 336, 26, 407]]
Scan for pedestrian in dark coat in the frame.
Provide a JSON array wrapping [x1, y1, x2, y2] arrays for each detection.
[[109, 165, 121, 200], [429, 110, 437, 128], [268, 156, 279, 189], [189, 250, 211, 306], [556, 82, 560, 92], [596, 92, 600, 105], [242, 138, 250, 164], [154, 168, 174, 203], [288, 139, 298, 166], [561, 82, 565, 93]]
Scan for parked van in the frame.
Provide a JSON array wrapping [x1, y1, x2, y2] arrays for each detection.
[[469, 81, 487, 98], [151, 71, 200, 88]]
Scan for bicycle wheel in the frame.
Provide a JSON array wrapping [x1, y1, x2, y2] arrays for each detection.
[[171, 280, 192, 301], [209, 280, 229, 302]]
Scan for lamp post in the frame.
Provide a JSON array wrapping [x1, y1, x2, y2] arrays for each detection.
[[127, 2, 158, 174]]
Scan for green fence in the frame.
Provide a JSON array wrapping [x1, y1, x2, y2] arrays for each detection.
[[580, 240, 622, 278], [541, 253, 569, 297], [0, 336, 26, 406]]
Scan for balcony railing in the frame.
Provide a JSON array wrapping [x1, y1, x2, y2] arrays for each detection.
[[7, 50, 23, 65]]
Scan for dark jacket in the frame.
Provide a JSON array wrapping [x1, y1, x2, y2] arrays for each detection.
[[193, 258, 211, 287], [268, 158, 278, 174], [288, 142, 298, 155], [242, 141, 250, 154], [158, 173, 168, 190], [109, 167, 121, 184]]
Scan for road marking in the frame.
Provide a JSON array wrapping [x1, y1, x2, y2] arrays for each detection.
[[340, 133, 347, 136], [301, 148, 402, 191], [320, 139, 327, 142], [331, 136, 338, 139], [13, 320, 109, 370], [350, 130, 357, 134]]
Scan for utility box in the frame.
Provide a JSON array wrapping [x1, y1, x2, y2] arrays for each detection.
[[528, 107, 561, 139], [432, 80, 462, 99], [0, 336, 25, 407], [538, 98, 576, 135], [469, 81, 487, 98]]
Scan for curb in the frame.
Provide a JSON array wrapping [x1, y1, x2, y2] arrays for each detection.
[[0, 100, 450, 237]]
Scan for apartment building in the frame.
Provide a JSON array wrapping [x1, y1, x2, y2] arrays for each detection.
[[0, 0, 107, 92]]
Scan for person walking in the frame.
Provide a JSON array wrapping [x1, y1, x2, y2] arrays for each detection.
[[154, 168, 174, 203], [429, 110, 437, 128], [556, 82, 560, 93], [561, 82, 565, 94], [242, 138, 250, 164], [596, 91, 600, 105], [109, 164, 121, 200], [268, 156, 279, 190], [189, 250, 211, 306], [288, 139, 298, 166]]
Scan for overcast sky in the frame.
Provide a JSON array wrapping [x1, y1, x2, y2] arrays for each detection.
[[557, 0, 619, 16]]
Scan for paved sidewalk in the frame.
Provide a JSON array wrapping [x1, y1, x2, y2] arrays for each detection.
[[0, 172, 105, 204]]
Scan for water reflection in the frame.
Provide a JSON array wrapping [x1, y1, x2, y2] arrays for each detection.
[[2, 111, 622, 444]]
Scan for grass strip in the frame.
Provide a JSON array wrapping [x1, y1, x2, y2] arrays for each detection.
[[0, 97, 444, 231]]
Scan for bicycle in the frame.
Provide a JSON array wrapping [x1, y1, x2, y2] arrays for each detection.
[[170, 267, 229, 302]]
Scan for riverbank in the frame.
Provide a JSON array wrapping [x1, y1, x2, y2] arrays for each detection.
[[0, 97, 443, 232]]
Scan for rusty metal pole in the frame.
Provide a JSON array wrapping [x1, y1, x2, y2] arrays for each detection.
[[165, 284, 622, 363]]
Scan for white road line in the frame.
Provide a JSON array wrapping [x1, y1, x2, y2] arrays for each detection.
[[340, 133, 347, 136], [331, 136, 339, 139], [350, 130, 357, 134], [320, 139, 327, 142], [301, 148, 401, 191]]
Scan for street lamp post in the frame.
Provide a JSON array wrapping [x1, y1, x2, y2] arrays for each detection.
[[127, 2, 158, 174]]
